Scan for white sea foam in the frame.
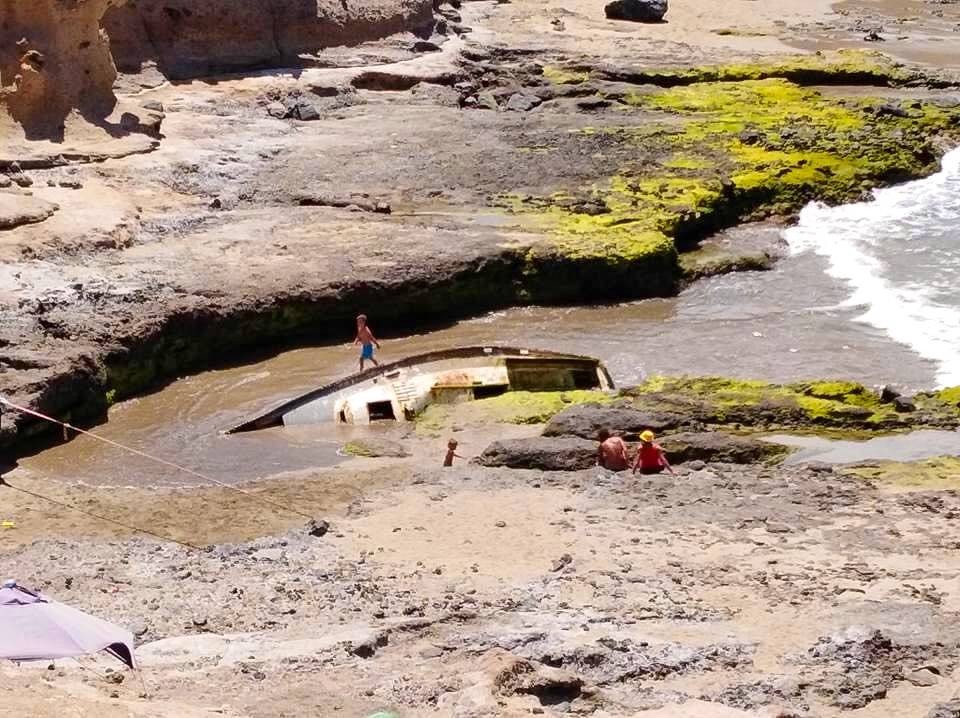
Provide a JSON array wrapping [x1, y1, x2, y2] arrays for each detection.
[[785, 148, 960, 387]]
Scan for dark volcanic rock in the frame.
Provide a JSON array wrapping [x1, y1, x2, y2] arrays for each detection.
[[604, 0, 667, 22], [287, 99, 320, 121], [879, 385, 901, 403], [659, 431, 790, 465], [543, 404, 687, 439], [477, 437, 596, 471], [893, 396, 917, 413]]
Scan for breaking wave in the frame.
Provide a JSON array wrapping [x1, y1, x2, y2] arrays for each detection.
[[785, 148, 960, 387]]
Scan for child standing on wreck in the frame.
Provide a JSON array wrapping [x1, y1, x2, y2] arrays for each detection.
[[354, 314, 381, 371]]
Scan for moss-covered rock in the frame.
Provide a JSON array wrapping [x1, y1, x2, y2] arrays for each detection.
[[415, 389, 615, 436], [936, 386, 960, 408], [590, 50, 931, 89], [543, 403, 689, 439], [414, 378, 960, 437], [500, 52, 959, 297], [342, 438, 410, 458], [623, 376, 960, 432], [659, 431, 792, 465]]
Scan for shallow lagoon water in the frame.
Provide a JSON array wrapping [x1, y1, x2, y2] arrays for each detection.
[[770, 429, 960, 466]]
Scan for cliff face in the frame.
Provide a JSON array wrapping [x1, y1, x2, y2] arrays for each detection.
[[103, 0, 437, 80], [0, 0, 121, 141]]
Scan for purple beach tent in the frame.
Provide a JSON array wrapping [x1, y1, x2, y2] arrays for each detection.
[[0, 580, 136, 669]]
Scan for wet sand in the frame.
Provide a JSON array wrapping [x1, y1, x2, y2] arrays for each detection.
[[791, 0, 960, 69], [771, 429, 960, 466]]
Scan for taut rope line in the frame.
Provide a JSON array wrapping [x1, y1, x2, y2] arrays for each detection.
[[0, 477, 203, 550], [0, 396, 315, 521]]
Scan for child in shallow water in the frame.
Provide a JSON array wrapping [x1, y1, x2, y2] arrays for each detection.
[[443, 439, 465, 467]]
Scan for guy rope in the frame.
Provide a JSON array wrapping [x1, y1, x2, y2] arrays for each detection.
[[0, 396, 318, 547]]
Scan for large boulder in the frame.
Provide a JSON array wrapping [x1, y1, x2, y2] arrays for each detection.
[[604, 0, 667, 23], [477, 437, 596, 471], [543, 403, 687, 439], [659, 432, 790, 465]]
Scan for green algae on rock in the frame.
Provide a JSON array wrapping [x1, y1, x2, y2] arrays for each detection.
[[341, 439, 410, 458], [846, 456, 960, 491], [623, 376, 960, 432], [541, 65, 592, 85], [501, 55, 959, 302], [415, 389, 615, 435], [414, 376, 960, 437], [590, 50, 934, 88]]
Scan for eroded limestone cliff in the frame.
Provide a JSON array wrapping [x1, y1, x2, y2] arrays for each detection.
[[103, 0, 437, 79], [0, 0, 121, 141]]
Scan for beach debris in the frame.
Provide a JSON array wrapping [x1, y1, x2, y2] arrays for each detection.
[[307, 519, 330, 537]]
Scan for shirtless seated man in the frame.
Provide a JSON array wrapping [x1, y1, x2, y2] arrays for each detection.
[[597, 429, 630, 472]]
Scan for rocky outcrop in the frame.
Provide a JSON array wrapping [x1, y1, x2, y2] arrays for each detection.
[[477, 437, 597, 471], [659, 431, 790, 465], [477, 431, 785, 472], [543, 403, 688, 440], [0, 193, 59, 230], [0, 0, 121, 141], [103, 0, 438, 80]]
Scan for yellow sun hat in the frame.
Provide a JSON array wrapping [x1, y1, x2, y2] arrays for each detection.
[[640, 430, 655, 442]]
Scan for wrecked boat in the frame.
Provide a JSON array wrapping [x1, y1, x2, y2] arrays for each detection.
[[227, 346, 614, 431]]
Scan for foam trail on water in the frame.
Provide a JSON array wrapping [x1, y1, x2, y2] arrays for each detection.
[[785, 148, 960, 387]]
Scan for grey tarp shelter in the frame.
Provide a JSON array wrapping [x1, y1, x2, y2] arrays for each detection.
[[0, 580, 135, 668]]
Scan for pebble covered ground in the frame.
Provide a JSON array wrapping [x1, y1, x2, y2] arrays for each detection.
[[5, 459, 960, 717]]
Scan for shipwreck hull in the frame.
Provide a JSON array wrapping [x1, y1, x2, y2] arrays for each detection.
[[227, 346, 614, 432]]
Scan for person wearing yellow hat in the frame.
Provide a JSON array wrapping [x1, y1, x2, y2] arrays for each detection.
[[632, 430, 674, 476]]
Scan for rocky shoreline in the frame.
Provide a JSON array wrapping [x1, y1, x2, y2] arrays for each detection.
[[3, 2, 960, 454], [2, 50, 959, 452], [4, 2, 960, 714]]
